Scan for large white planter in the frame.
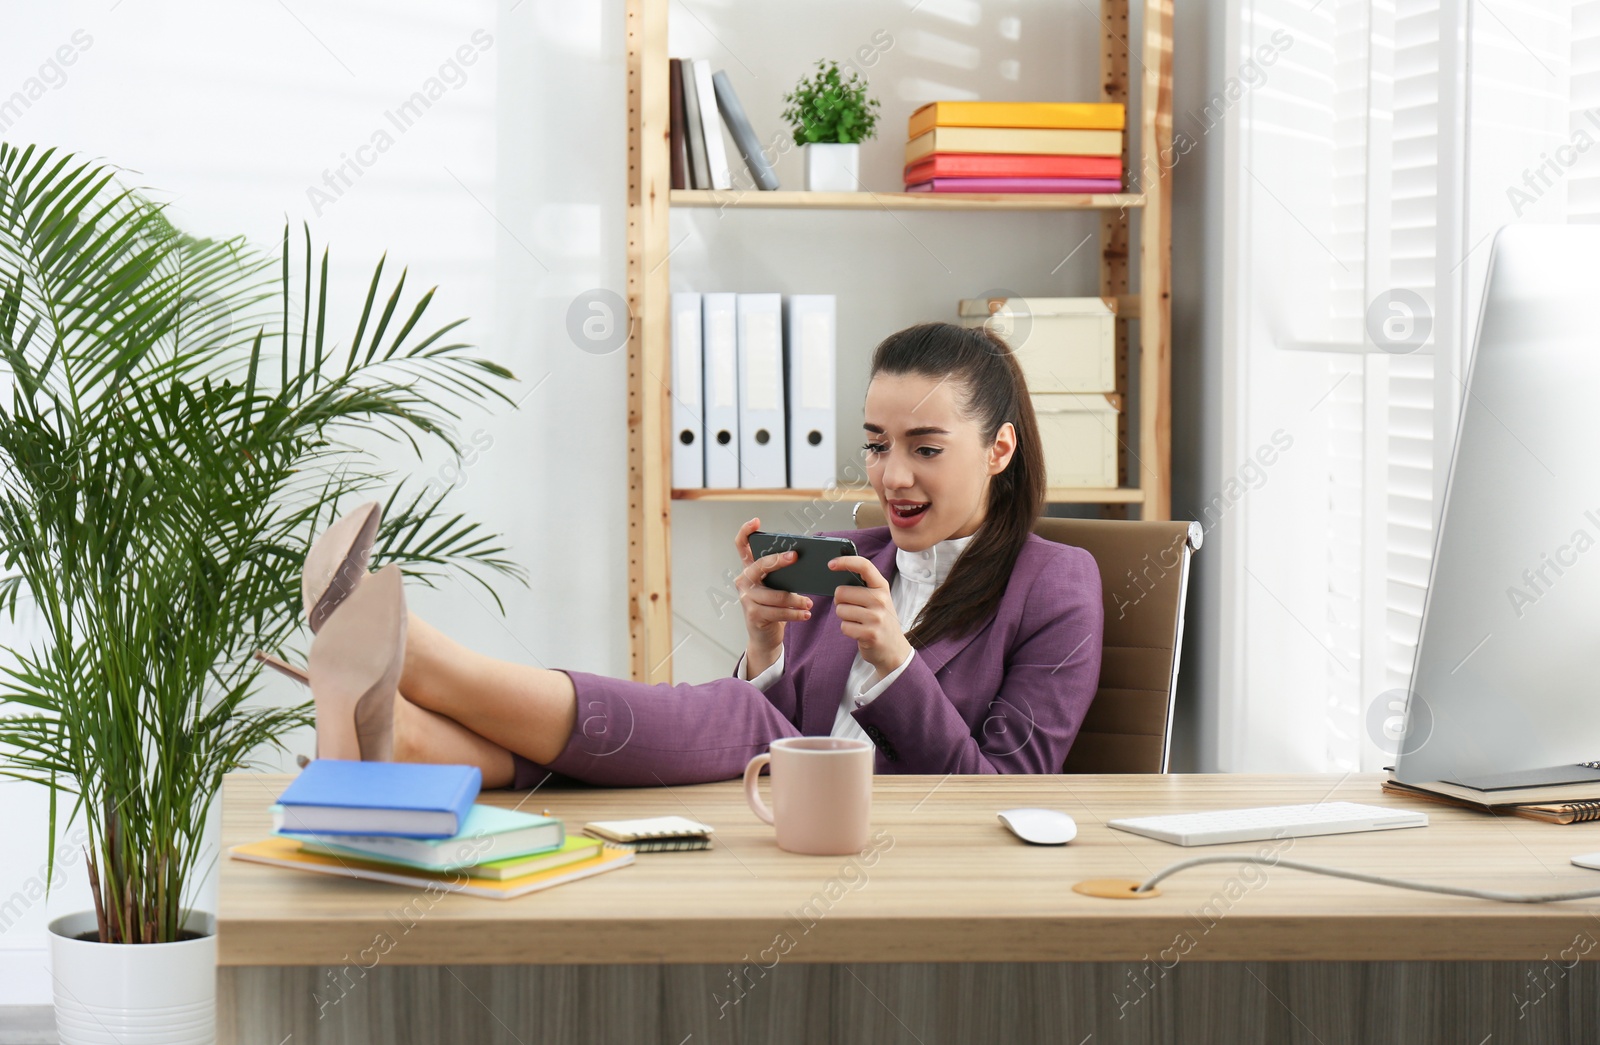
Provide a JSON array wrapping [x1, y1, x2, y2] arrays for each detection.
[[803, 142, 861, 191], [49, 909, 216, 1045]]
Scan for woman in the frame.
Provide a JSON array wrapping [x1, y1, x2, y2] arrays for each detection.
[[269, 321, 1104, 786]]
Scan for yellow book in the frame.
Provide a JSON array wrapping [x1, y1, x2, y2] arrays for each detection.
[[905, 127, 1123, 163], [908, 101, 1125, 137], [228, 836, 633, 899]]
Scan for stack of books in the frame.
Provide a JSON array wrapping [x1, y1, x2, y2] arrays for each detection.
[[903, 102, 1125, 194], [669, 58, 778, 191], [227, 761, 634, 899], [1382, 775, 1600, 825]]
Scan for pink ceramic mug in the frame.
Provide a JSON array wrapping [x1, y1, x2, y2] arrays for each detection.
[[743, 737, 874, 855]]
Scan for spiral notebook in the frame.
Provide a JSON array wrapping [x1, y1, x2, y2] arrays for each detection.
[[583, 815, 714, 852]]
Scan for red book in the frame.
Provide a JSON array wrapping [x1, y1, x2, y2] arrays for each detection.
[[903, 154, 1121, 182]]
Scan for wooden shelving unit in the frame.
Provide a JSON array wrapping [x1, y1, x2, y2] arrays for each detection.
[[624, 0, 1173, 683], [670, 485, 1146, 505], [671, 189, 1146, 211]]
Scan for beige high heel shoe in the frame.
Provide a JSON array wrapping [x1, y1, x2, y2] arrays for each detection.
[[302, 500, 383, 633], [254, 651, 309, 686], [250, 501, 391, 765], [306, 563, 408, 762], [253, 564, 408, 763], [253, 652, 315, 768]]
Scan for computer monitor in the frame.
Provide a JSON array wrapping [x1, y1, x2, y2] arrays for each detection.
[[1392, 223, 1600, 788]]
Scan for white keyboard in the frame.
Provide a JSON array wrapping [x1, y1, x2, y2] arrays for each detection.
[[1107, 802, 1428, 847]]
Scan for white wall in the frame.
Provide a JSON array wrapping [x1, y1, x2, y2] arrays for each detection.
[[1, 0, 627, 1007], [0, 0, 1224, 1008]]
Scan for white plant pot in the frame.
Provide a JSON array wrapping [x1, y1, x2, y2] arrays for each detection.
[[49, 909, 216, 1045], [803, 142, 861, 192]]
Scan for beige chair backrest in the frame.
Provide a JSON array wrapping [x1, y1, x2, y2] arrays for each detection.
[[853, 505, 1200, 772]]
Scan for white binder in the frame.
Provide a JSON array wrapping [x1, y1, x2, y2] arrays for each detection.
[[701, 293, 740, 488], [783, 295, 837, 489], [735, 293, 787, 488], [670, 292, 704, 489]]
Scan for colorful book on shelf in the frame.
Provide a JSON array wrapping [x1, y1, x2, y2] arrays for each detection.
[[712, 70, 778, 190], [297, 833, 607, 880], [678, 56, 711, 188], [905, 154, 1121, 182], [228, 836, 633, 899], [274, 760, 480, 839], [906, 127, 1123, 163], [690, 58, 732, 190], [908, 101, 1126, 136], [668, 58, 689, 191], [276, 803, 565, 871], [905, 177, 1122, 194]]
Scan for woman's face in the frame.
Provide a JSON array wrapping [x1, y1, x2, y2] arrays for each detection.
[[861, 372, 1017, 552]]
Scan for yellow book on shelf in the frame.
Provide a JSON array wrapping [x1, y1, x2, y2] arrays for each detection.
[[905, 127, 1123, 163], [908, 101, 1126, 137], [228, 836, 634, 899]]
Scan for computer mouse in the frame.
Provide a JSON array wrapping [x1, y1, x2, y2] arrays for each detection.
[[997, 807, 1078, 845]]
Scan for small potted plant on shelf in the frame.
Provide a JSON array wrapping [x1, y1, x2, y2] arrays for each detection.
[[782, 59, 881, 192], [0, 145, 523, 1045]]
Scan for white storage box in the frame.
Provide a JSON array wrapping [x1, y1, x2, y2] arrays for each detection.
[[1030, 392, 1121, 487], [958, 296, 1117, 394]]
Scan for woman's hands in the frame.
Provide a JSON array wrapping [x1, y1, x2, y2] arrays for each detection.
[[734, 520, 913, 686], [828, 556, 913, 682], [735, 518, 812, 677]]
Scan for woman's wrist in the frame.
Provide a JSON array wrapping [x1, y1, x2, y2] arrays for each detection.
[[744, 642, 782, 679], [866, 638, 913, 681]]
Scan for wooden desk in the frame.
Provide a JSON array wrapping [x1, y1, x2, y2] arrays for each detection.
[[218, 772, 1600, 1044]]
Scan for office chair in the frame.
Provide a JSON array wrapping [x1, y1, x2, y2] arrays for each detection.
[[853, 503, 1200, 773]]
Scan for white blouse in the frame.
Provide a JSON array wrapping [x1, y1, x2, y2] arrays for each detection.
[[738, 532, 976, 744]]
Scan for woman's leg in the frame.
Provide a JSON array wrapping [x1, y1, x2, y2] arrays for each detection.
[[399, 614, 578, 764], [398, 614, 804, 788], [390, 694, 518, 789]]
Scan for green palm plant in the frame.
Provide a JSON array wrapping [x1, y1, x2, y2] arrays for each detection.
[[0, 145, 526, 944]]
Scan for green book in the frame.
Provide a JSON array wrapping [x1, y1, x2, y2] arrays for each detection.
[[279, 803, 563, 872], [460, 836, 607, 881], [297, 833, 605, 881]]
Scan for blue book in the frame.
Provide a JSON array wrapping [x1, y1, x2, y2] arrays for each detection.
[[274, 760, 481, 839]]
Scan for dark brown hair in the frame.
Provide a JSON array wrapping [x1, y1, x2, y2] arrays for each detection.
[[868, 321, 1045, 648]]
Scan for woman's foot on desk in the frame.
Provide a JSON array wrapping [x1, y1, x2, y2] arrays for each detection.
[[306, 562, 408, 762]]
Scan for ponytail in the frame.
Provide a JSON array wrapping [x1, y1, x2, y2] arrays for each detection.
[[868, 322, 1045, 647]]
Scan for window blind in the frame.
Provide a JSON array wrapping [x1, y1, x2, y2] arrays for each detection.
[[1311, 0, 1443, 770], [1570, 1, 1600, 221], [1236, 0, 1600, 770]]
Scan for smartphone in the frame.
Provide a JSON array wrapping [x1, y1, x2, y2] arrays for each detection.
[[747, 531, 866, 596]]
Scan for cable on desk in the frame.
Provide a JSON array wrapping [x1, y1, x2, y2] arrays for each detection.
[[1137, 855, 1600, 904]]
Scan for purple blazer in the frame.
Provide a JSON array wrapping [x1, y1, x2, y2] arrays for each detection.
[[742, 525, 1104, 775]]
